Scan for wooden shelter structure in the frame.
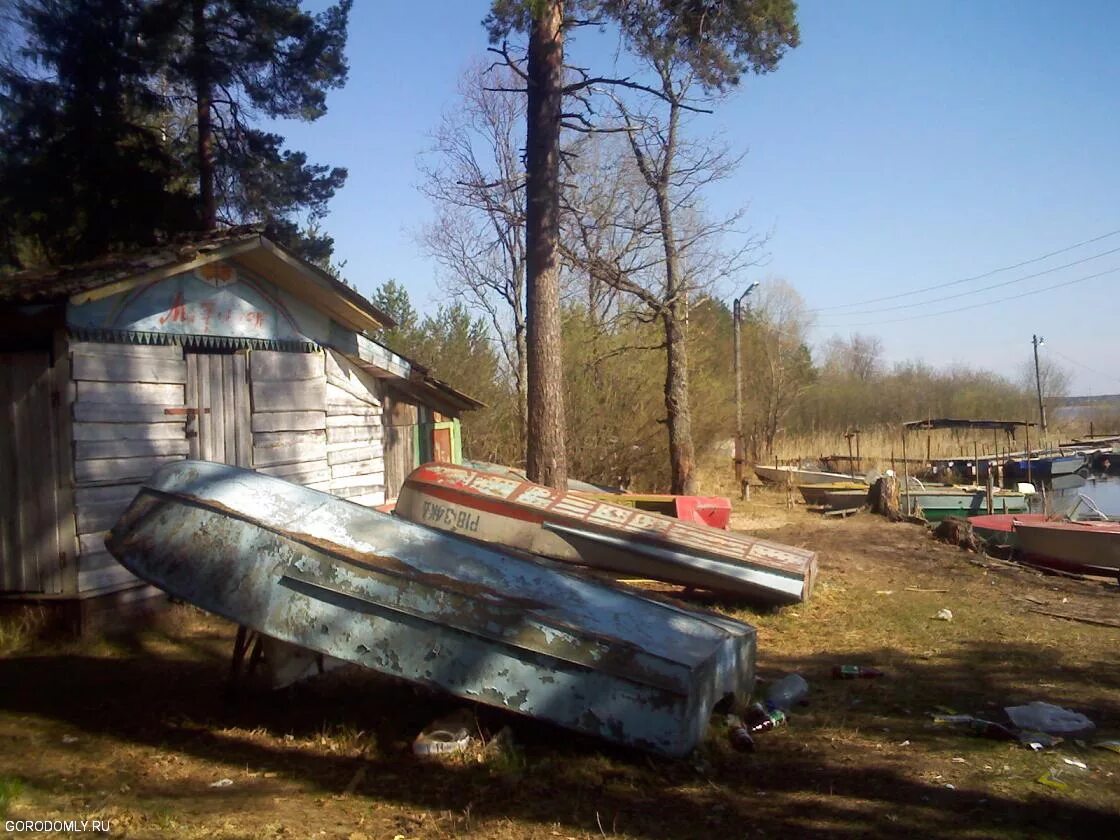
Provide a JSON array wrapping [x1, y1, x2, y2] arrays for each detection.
[[0, 228, 481, 631]]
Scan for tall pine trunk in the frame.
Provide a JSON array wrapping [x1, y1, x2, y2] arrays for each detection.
[[192, 0, 216, 230], [662, 285, 697, 495], [523, 1, 566, 489], [655, 105, 696, 495]]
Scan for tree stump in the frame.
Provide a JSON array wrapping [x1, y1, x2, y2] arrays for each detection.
[[872, 475, 901, 521]]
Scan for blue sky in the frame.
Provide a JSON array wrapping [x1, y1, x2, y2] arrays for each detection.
[[281, 1, 1120, 396]]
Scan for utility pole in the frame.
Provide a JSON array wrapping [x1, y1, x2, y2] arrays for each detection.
[[1032, 334, 1047, 434], [733, 282, 760, 495]]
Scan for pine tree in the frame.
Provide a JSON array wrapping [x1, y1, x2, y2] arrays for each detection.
[[140, 0, 352, 261], [0, 0, 195, 265]]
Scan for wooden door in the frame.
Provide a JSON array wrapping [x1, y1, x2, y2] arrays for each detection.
[[0, 352, 63, 593], [185, 352, 252, 466]]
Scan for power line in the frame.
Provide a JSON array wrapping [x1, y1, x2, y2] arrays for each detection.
[[809, 227, 1120, 313], [814, 265, 1120, 329], [822, 246, 1120, 317], [1047, 346, 1120, 387]]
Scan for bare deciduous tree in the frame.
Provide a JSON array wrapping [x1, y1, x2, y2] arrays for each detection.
[[418, 62, 529, 441]]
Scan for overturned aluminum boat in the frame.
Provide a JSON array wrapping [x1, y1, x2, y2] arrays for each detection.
[[395, 463, 817, 605], [107, 460, 756, 757]]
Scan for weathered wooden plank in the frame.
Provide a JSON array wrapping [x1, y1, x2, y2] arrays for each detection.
[[348, 491, 386, 507], [330, 483, 385, 500], [222, 355, 237, 465], [74, 401, 186, 424], [75, 454, 184, 485], [327, 442, 380, 466], [254, 460, 331, 485], [326, 381, 378, 410], [69, 341, 182, 361], [251, 411, 326, 433], [306, 479, 333, 492], [77, 380, 185, 405], [51, 332, 79, 595], [75, 484, 142, 507], [78, 563, 139, 593], [13, 358, 44, 591], [330, 472, 385, 491], [327, 425, 379, 445], [253, 429, 326, 449], [72, 353, 187, 384], [76, 498, 133, 533], [211, 354, 227, 464], [326, 370, 381, 405], [79, 532, 108, 557], [326, 412, 382, 428], [330, 458, 384, 480], [251, 350, 324, 382], [0, 364, 12, 589], [252, 439, 328, 468], [199, 354, 215, 461], [75, 438, 190, 461], [78, 548, 122, 572], [185, 352, 200, 460], [252, 379, 326, 412], [327, 438, 373, 453], [233, 353, 252, 467], [74, 421, 186, 442]]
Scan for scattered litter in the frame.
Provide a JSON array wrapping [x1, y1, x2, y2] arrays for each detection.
[[906, 587, 948, 593], [208, 778, 234, 788], [413, 709, 476, 757], [726, 715, 755, 752], [875, 590, 894, 596], [944, 783, 956, 790], [766, 673, 810, 709], [832, 665, 884, 679], [899, 740, 911, 747], [1062, 757, 1089, 770], [1005, 702, 1095, 735], [1095, 740, 1120, 754], [1019, 731, 1063, 750], [951, 757, 967, 764], [61, 735, 79, 744], [969, 719, 1018, 741], [933, 608, 953, 621], [1036, 771, 1069, 792], [932, 714, 974, 725]]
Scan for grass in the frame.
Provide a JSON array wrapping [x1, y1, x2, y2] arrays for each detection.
[[0, 776, 23, 819], [0, 492, 1117, 837]]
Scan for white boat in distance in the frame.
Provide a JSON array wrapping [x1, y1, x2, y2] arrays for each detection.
[[754, 464, 868, 486]]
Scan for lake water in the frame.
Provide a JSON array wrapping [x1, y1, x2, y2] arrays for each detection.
[[1028, 472, 1120, 516]]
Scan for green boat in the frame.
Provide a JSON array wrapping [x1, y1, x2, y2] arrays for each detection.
[[901, 485, 1029, 522]]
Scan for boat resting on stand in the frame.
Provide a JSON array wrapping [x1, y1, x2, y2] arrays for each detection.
[[395, 463, 817, 605], [754, 464, 866, 486], [107, 461, 758, 757]]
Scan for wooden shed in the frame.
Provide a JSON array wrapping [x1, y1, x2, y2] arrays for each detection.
[[0, 229, 481, 632]]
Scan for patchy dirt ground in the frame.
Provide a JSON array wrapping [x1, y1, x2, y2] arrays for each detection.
[[2, 487, 1119, 839]]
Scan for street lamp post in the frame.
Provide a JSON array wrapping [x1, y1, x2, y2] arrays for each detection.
[[733, 282, 760, 496], [1032, 334, 1047, 435]]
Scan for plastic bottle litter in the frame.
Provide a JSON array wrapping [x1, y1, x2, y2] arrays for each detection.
[[412, 709, 476, 756], [745, 702, 787, 733], [1004, 702, 1095, 735], [832, 665, 885, 680], [968, 719, 1019, 741], [764, 673, 809, 710]]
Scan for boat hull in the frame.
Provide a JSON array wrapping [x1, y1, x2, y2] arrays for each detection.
[[797, 482, 869, 510], [967, 513, 1047, 547], [396, 463, 817, 605], [107, 461, 757, 757], [902, 488, 1028, 522], [1014, 520, 1120, 576], [754, 465, 864, 485]]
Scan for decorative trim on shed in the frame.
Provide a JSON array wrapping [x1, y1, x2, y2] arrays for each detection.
[[69, 327, 318, 353]]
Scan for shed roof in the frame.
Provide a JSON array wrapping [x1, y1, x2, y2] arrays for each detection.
[[0, 227, 395, 334], [902, 418, 1034, 433]]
